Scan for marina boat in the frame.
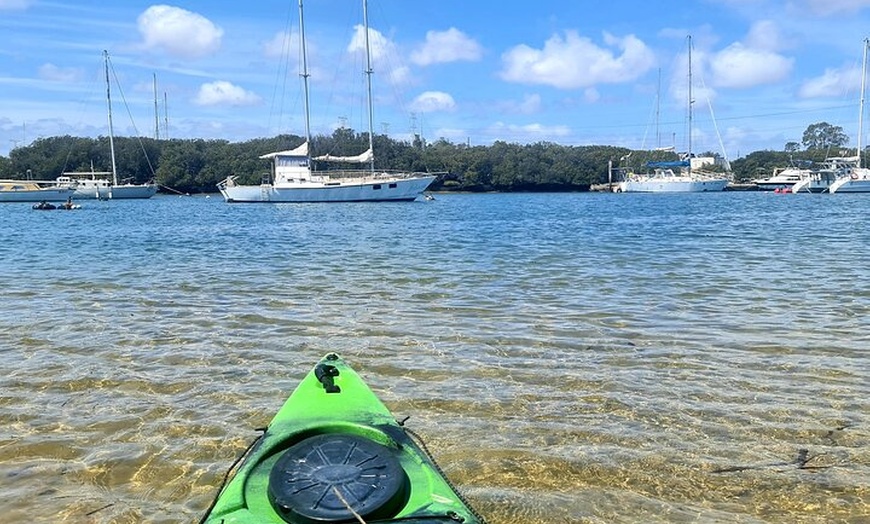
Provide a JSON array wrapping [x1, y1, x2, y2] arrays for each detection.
[[0, 180, 76, 202], [791, 157, 850, 193], [754, 167, 810, 191], [58, 51, 159, 200], [830, 38, 870, 193], [218, 0, 436, 203], [199, 353, 485, 524], [618, 160, 730, 192], [616, 36, 730, 193]]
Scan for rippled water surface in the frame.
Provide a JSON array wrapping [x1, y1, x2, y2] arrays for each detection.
[[0, 192, 867, 523]]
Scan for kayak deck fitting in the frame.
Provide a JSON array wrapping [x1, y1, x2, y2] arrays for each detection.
[[200, 353, 486, 523]]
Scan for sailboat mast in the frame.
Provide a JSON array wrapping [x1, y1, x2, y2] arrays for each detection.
[[687, 35, 693, 176], [153, 73, 160, 140], [859, 38, 868, 167], [362, 0, 375, 173], [104, 50, 118, 186], [298, 0, 312, 151]]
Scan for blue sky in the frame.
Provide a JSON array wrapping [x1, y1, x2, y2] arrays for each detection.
[[3, 0, 870, 161]]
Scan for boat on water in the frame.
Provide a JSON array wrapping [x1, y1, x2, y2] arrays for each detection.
[[830, 38, 870, 193], [616, 37, 730, 193], [618, 159, 730, 193], [0, 180, 76, 203], [791, 157, 850, 193], [218, 0, 437, 203], [754, 166, 811, 191], [56, 51, 158, 200], [32, 199, 81, 210], [199, 353, 486, 524]]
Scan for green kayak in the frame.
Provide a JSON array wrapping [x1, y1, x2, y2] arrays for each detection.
[[200, 353, 486, 524]]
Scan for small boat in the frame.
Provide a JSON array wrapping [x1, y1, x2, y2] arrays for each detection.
[[32, 201, 57, 210], [199, 353, 486, 524]]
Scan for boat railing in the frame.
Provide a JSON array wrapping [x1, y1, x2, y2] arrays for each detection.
[[311, 169, 443, 180]]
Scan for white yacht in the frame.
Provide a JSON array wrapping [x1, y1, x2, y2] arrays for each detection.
[[218, 0, 436, 203]]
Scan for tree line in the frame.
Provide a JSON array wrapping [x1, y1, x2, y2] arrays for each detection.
[[0, 122, 861, 193]]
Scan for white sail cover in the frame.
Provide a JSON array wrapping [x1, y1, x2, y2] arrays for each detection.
[[314, 148, 373, 163], [260, 142, 309, 159]]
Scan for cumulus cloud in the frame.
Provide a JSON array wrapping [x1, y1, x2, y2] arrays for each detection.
[[38, 63, 82, 83], [349, 23, 394, 63], [348, 24, 412, 87], [138, 5, 223, 59], [409, 91, 456, 113], [500, 31, 655, 89], [194, 81, 261, 106], [710, 43, 793, 88], [411, 28, 483, 66]]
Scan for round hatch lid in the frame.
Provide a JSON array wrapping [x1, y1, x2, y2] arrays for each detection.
[[268, 433, 407, 523]]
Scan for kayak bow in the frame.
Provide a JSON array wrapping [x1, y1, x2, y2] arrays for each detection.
[[200, 353, 486, 524]]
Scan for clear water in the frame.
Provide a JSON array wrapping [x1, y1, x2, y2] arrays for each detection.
[[0, 192, 867, 523]]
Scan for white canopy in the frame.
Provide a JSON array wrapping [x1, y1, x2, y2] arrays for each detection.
[[314, 148, 374, 164]]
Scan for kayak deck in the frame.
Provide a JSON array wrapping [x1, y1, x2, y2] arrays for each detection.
[[200, 353, 485, 523]]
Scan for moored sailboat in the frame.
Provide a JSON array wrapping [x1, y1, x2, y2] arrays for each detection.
[[830, 38, 870, 193], [57, 51, 158, 200], [617, 36, 730, 193], [218, 0, 436, 203]]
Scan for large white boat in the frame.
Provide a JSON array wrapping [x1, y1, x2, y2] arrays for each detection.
[[618, 159, 729, 193], [616, 36, 730, 194], [792, 157, 851, 193], [57, 51, 158, 200], [0, 180, 76, 202], [830, 38, 870, 193], [754, 167, 810, 191], [218, 0, 436, 203]]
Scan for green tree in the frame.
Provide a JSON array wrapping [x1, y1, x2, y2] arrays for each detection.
[[801, 122, 848, 150]]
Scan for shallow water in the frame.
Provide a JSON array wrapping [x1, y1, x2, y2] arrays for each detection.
[[0, 192, 867, 523]]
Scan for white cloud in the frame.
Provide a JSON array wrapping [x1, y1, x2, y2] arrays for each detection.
[[0, 0, 31, 9], [348, 24, 412, 87], [799, 65, 862, 98], [500, 31, 656, 89], [349, 23, 394, 63], [38, 63, 82, 83], [708, 20, 793, 89], [264, 31, 292, 58], [583, 88, 600, 103], [743, 20, 786, 52], [496, 94, 542, 115], [710, 43, 793, 88], [138, 5, 223, 59], [411, 28, 483, 66], [409, 91, 456, 113], [194, 81, 261, 106], [488, 121, 571, 140]]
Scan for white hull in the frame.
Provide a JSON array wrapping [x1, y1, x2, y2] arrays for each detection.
[[618, 176, 728, 193], [829, 172, 870, 193], [791, 172, 838, 193], [755, 169, 809, 191], [72, 183, 158, 199], [0, 182, 76, 202], [220, 174, 435, 203]]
